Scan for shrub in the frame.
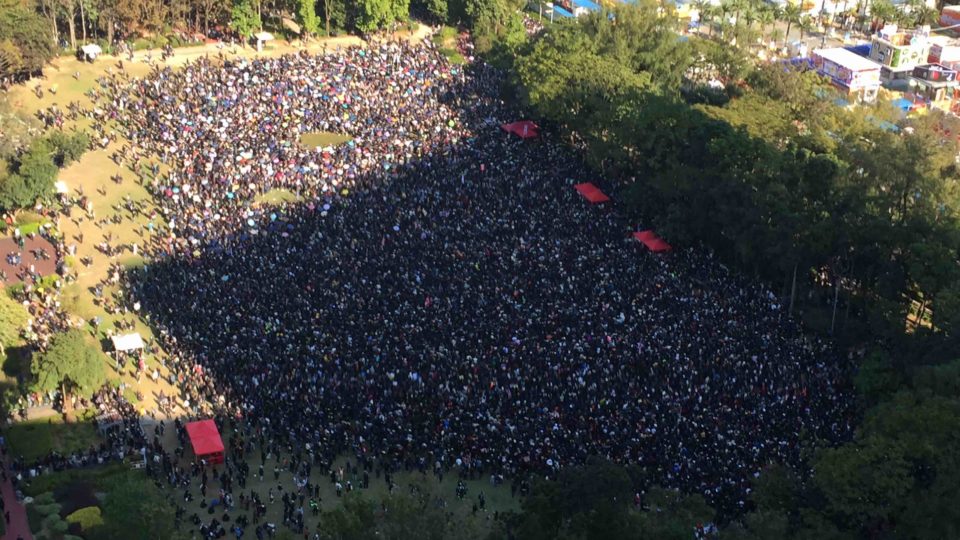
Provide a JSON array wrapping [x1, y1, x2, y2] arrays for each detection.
[[34, 502, 62, 516], [65, 506, 103, 531], [132, 38, 152, 51], [33, 491, 56, 505], [41, 512, 65, 530], [51, 518, 69, 533]]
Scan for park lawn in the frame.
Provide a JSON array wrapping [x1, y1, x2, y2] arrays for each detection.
[[300, 131, 353, 148], [255, 188, 302, 206], [6, 56, 153, 118], [21, 462, 129, 498], [432, 26, 466, 65], [6, 415, 100, 462]]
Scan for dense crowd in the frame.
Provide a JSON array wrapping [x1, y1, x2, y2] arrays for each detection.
[[89, 37, 856, 521]]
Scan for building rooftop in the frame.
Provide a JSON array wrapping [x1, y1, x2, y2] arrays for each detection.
[[815, 48, 883, 72]]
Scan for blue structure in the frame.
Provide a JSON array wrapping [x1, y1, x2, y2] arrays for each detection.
[[571, 0, 601, 11], [844, 44, 872, 58], [552, 5, 574, 18]]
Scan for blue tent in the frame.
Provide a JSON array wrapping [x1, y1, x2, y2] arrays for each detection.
[[892, 97, 914, 112], [553, 5, 574, 17]]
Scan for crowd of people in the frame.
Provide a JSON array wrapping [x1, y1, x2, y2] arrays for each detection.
[[75, 35, 860, 524]]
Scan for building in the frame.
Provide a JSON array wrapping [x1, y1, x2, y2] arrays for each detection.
[[869, 25, 932, 85], [928, 36, 960, 69], [909, 63, 959, 102], [813, 47, 882, 103]]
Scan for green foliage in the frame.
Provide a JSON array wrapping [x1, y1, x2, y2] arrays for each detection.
[[45, 131, 90, 166], [0, 129, 80, 212], [318, 493, 377, 539], [414, 0, 447, 21], [353, 0, 410, 32], [90, 474, 176, 540], [0, 292, 27, 352], [30, 329, 106, 401], [297, 0, 321, 36], [230, 0, 262, 39], [41, 512, 66, 531], [66, 506, 104, 530], [0, 1, 56, 79], [33, 492, 56, 505], [34, 502, 63, 516]]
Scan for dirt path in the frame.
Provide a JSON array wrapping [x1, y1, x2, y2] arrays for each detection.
[[0, 460, 31, 540]]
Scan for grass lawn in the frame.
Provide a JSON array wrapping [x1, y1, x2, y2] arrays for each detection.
[[299, 131, 352, 148], [255, 188, 302, 206], [6, 415, 100, 462], [22, 462, 129, 498], [432, 26, 466, 65]]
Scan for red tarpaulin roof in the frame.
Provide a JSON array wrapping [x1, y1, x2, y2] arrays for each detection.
[[500, 121, 540, 139], [633, 230, 672, 252], [185, 419, 224, 458], [574, 183, 611, 204]]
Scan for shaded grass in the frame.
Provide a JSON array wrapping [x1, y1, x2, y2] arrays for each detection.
[[22, 463, 128, 497], [300, 131, 352, 148], [432, 26, 466, 65], [6, 416, 100, 462]]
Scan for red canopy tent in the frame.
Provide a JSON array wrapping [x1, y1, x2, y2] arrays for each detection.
[[500, 121, 540, 139], [574, 183, 611, 204], [185, 419, 225, 464], [633, 230, 672, 253]]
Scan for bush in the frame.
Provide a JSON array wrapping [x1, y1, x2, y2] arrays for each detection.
[[131, 38, 152, 51], [33, 491, 56, 505], [34, 502, 62, 516], [41, 512, 65, 530], [65, 506, 103, 530]]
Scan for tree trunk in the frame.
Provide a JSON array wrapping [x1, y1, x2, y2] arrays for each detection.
[[80, 0, 87, 43], [785, 21, 792, 44], [108, 18, 115, 47], [68, 5, 77, 50], [61, 383, 73, 415], [325, 0, 331, 36]]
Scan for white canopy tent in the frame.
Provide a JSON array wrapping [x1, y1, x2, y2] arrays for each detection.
[[111, 333, 145, 352], [80, 43, 102, 61]]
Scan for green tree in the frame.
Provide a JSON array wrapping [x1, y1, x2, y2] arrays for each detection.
[[230, 0, 262, 40], [30, 329, 106, 412], [93, 475, 176, 540], [297, 0, 321, 37], [0, 0, 56, 79], [413, 0, 446, 22], [352, 0, 408, 32], [782, 3, 801, 44], [0, 292, 28, 356], [318, 493, 377, 539]]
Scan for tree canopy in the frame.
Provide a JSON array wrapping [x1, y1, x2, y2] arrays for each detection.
[[30, 329, 106, 405]]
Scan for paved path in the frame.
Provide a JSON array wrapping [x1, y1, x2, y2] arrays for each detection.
[[0, 235, 59, 286], [0, 461, 31, 540]]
